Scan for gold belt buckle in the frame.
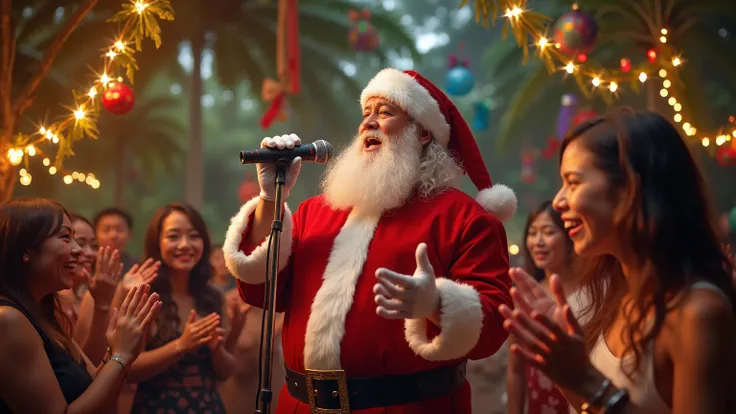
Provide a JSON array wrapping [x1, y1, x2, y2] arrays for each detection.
[[304, 369, 351, 413]]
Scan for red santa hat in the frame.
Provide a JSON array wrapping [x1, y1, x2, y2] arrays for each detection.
[[360, 68, 517, 221]]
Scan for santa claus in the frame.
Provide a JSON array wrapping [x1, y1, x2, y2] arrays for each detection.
[[223, 68, 516, 413]]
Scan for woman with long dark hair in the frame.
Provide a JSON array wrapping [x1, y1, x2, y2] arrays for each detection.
[[507, 200, 580, 414], [0, 197, 160, 412], [500, 108, 736, 413], [128, 202, 242, 413], [65, 214, 123, 364]]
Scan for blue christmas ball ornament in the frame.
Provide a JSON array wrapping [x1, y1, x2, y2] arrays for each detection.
[[472, 101, 490, 131], [445, 66, 475, 97]]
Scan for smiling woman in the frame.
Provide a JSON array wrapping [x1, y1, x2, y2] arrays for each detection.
[[126, 202, 243, 413], [507, 200, 580, 414], [0, 197, 161, 413], [500, 108, 736, 414]]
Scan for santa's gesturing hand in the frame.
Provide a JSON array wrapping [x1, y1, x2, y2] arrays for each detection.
[[374, 243, 440, 320], [258, 134, 303, 201]]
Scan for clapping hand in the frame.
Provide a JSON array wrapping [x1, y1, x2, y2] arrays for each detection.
[[373, 243, 439, 320], [498, 272, 591, 391], [106, 284, 161, 364], [226, 294, 250, 344], [178, 310, 221, 353], [87, 246, 123, 309], [258, 134, 303, 201], [207, 327, 227, 350], [122, 259, 161, 291], [506, 268, 564, 321]]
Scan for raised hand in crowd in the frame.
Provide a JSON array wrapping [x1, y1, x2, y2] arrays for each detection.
[[505, 267, 566, 324], [498, 272, 588, 391], [111, 258, 161, 312], [207, 328, 227, 350], [177, 310, 222, 353], [224, 294, 251, 351], [122, 258, 161, 291], [106, 284, 162, 364], [86, 246, 123, 311], [74, 246, 126, 363]]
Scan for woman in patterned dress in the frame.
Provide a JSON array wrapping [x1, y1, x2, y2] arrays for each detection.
[[126, 203, 244, 413], [506, 201, 583, 414]]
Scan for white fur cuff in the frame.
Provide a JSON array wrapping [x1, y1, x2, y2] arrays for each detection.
[[222, 196, 293, 284], [404, 278, 483, 361]]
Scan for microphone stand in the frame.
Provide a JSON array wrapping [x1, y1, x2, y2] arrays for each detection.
[[256, 158, 289, 414]]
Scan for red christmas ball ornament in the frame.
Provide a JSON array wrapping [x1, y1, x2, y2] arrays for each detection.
[[550, 6, 598, 55], [576, 53, 587, 63], [620, 57, 631, 72], [647, 48, 657, 63], [102, 82, 135, 115], [716, 146, 736, 167]]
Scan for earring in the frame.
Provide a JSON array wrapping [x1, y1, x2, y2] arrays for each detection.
[[22, 255, 30, 263]]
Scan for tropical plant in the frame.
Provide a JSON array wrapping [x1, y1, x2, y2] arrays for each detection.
[[1, 0, 175, 201], [462, 0, 736, 150], [129, 0, 418, 208], [71, 93, 185, 205]]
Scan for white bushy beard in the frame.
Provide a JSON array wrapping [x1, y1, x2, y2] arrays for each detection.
[[321, 124, 423, 215]]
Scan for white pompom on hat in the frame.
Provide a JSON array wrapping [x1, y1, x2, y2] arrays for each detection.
[[361, 68, 517, 221]]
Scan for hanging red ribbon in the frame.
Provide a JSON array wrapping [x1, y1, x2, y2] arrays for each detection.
[[261, 0, 301, 129]]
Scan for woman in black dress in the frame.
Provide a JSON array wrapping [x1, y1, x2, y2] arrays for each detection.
[[0, 197, 161, 413]]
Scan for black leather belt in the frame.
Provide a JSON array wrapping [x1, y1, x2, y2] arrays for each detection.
[[284, 361, 467, 412]]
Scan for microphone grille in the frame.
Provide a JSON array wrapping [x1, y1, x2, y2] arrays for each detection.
[[313, 140, 333, 164]]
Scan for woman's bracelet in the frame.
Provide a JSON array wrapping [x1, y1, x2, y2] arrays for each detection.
[[107, 354, 128, 377], [580, 379, 611, 414], [602, 388, 630, 414]]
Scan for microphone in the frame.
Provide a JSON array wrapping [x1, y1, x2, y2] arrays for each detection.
[[240, 140, 333, 165]]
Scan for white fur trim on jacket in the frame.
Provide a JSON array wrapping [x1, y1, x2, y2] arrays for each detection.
[[404, 278, 483, 361], [222, 196, 293, 284], [303, 212, 380, 370], [476, 184, 517, 222], [361, 68, 451, 147]]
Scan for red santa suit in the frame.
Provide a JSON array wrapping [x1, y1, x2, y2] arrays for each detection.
[[224, 69, 517, 413]]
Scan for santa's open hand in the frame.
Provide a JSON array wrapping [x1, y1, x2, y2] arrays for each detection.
[[258, 134, 302, 201], [374, 243, 439, 320]]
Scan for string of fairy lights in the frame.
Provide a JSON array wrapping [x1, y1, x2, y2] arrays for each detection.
[[501, 3, 734, 151], [5, 0, 173, 189]]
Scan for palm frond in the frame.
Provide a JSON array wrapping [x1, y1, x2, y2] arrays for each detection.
[[495, 63, 555, 151]]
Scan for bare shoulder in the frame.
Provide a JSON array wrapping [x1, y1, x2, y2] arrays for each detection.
[[665, 287, 734, 352], [0, 306, 44, 363]]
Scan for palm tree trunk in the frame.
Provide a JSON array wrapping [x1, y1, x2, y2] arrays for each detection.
[[185, 32, 205, 209]]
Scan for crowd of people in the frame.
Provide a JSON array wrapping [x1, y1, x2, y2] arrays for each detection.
[[0, 67, 735, 414], [0, 201, 285, 413]]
